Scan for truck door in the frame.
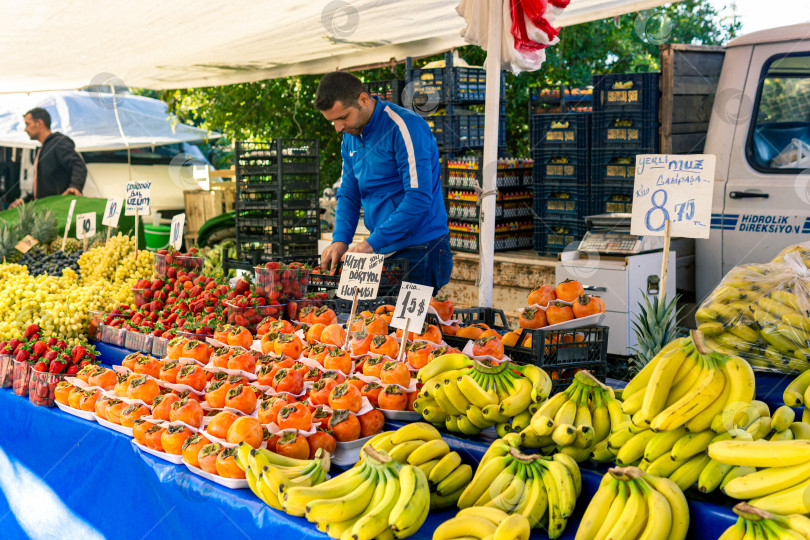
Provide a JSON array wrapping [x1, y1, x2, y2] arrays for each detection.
[[722, 48, 810, 275]]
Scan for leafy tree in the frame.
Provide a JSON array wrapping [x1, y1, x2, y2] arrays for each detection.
[[142, 0, 739, 192]]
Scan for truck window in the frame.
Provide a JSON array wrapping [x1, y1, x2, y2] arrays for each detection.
[[746, 53, 810, 173]]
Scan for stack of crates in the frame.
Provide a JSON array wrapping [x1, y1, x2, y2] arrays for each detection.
[[590, 73, 661, 216], [528, 85, 593, 116], [234, 140, 320, 263], [444, 157, 534, 252], [406, 52, 506, 154], [530, 92, 592, 255], [366, 80, 406, 107]]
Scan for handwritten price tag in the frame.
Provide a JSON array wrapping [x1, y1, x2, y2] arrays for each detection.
[[125, 181, 151, 216], [170, 213, 185, 250], [102, 197, 123, 227], [76, 212, 96, 240], [630, 154, 716, 239], [390, 282, 433, 331], [15, 235, 38, 253], [337, 253, 385, 300]]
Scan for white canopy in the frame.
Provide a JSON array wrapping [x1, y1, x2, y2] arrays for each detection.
[[0, 91, 220, 151], [2, 0, 685, 92]]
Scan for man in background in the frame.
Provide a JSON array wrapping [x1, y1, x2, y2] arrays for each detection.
[[9, 107, 86, 208]]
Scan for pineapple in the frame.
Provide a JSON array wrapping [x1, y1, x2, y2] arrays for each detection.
[[0, 222, 21, 262], [63, 238, 80, 253], [49, 238, 62, 253], [629, 293, 681, 374], [30, 207, 58, 245], [14, 203, 36, 238]]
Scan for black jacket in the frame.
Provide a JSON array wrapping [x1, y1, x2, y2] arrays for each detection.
[[23, 132, 87, 201]]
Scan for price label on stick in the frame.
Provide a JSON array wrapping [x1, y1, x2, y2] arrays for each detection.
[[193, 165, 210, 191], [125, 181, 151, 216], [102, 197, 123, 227], [336, 253, 385, 300], [170, 213, 185, 250], [15, 235, 38, 254], [390, 282, 433, 331], [75, 212, 96, 239], [61, 199, 77, 251], [630, 154, 716, 239]]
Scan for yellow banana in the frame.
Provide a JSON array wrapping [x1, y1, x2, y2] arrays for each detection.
[[651, 357, 725, 432], [641, 474, 690, 540], [644, 426, 688, 462], [575, 476, 619, 540], [784, 370, 810, 406], [709, 440, 810, 467], [724, 459, 810, 499]]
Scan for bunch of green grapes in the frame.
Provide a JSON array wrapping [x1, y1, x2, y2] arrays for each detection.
[[79, 233, 154, 286]]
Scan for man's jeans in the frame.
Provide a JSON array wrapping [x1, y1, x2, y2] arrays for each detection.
[[390, 234, 454, 291]]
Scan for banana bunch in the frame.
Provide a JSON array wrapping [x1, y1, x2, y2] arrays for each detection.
[[458, 435, 581, 539], [414, 353, 551, 437], [696, 259, 810, 374], [575, 466, 688, 540], [234, 443, 331, 510], [359, 423, 473, 510], [709, 439, 810, 514], [281, 446, 430, 539], [783, 370, 810, 422], [621, 333, 755, 434], [522, 370, 618, 462], [433, 507, 531, 540], [720, 502, 810, 540]]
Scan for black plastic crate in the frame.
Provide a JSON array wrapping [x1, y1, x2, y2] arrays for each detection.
[[443, 159, 533, 189], [590, 148, 651, 184], [446, 198, 533, 222], [427, 307, 511, 349], [237, 175, 319, 193], [534, 181, 588, 220], [532, 150, 588, 185], [449, 223, 533, 253], [224, 254, 320, 272], [235, 191, 318, 211], [426, 113, 506, 153], [366, 80, 406, 106], [593, 72, 660, 112], [530, 113, 591, 150], [592, 111, 659, 150], [406, 53, 505, 105], [236, 207, 319, 229], [235, 140, 320, 176], [547, 363, 608, 395], [528, 86, 594, 115], [590, 183, 635, 215], [237, 241, 318, 261], [307, 259, 410, 295], [333, 296, 400, 316], [533, 217, 584, 255]]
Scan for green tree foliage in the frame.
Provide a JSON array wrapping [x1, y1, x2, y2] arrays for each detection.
[[146, 0, 739, 192]]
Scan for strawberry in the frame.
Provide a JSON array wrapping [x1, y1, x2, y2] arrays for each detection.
[[15, 346, 31, 363], [33, 361, 48, 372], [24, 324, 40, 339], [66, 365, 79, 375], [8, 338, 20, 351], [56, 340, 67, 351], [32, 341, 48, 357], [44, 350, 58, 362], [49, 360, 66, 373]]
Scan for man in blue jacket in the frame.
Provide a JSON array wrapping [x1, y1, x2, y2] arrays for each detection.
[[316, 71, 453, 291]]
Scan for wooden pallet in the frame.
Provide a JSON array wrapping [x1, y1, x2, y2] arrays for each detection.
[[659, 44, 726, 154]]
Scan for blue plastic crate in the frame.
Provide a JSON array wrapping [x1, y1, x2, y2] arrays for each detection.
[[532, 150, 588, 185], [534, 181, 589, 220], [590, 183, 635, 215], [593, 72, 660, 112], [592, 111, 659, 150], [530, 112, 591, 151], [590, 148, 654, 185], [533, 217, 585, 255], [425, 113, 506, 153]]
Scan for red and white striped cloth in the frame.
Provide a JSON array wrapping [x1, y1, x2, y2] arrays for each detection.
[[456, 0, 569, 73]]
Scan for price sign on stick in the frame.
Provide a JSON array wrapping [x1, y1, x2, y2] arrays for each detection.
[[102, 197, 123, 227], [630, 155, 715, 239], [170, 213, 185, 250], [15, 235, 38, 254], [61, 199, 77, 251], [193, 165, 210, 191], [336, 253, 385, 300], [75, 212, 96, 239], [391, 282, 433, 332], [125, 181, 151, 216], [631, 154, 716, 299]]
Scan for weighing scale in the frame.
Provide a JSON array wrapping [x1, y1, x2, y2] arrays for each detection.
[[556, 213, 676, 356], [578, 213, 666, 255]]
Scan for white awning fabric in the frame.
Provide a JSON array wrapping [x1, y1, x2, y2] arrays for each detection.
[[1, 0, 683, 93]]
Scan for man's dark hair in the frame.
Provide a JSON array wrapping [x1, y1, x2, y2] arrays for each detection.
[[25, 107, 51, 129], [315, 71, 368, 111]]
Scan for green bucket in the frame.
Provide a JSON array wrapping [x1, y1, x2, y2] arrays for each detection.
[[143, 224, 171, 252]]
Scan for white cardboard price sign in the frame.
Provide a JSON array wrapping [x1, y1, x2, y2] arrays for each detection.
[[630, 154, 716, 239], [390, 282, 433, 331], [75, 212, 96, 239], [125, 181, 151, 216], [102, 197, 123, 227], [337, 253, 385, 300], [170, 213, 185, 250]]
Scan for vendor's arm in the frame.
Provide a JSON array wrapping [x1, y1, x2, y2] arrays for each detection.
[[55, 138, 87, 194], [365, 114, 435, 251]]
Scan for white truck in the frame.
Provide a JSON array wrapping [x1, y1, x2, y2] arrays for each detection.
[[696, 22, 810, 300]]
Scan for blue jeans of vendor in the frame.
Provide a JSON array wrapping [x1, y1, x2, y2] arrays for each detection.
[[390, 233, 454, 291]]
